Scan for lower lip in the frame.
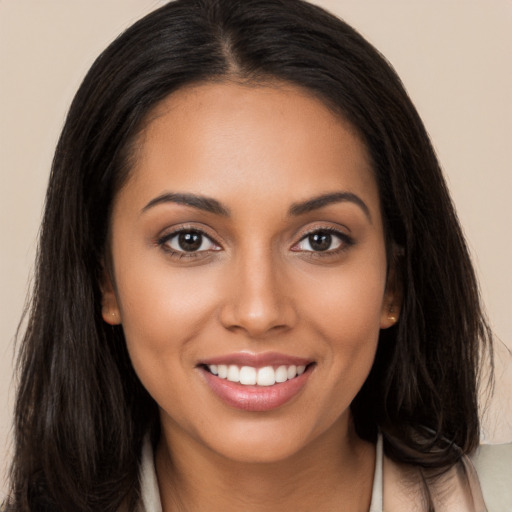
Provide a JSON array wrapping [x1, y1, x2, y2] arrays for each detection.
[[200, 366, 312, 412]]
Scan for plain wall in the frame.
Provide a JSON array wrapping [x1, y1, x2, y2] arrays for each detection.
[[1, 0, 511, 497]]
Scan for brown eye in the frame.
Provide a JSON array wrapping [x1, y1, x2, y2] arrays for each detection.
[[178, 232, 202, 251], [164, 230, 218, 253], [308, 232, 332, 251], [293, 229, 352, 253]]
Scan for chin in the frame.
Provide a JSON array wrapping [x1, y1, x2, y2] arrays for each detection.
[[211, 432, 309, 464], [197, 410, 347, 465]]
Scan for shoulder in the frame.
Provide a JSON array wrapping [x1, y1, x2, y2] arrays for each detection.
[[382, 443, 512, 512], [469, 442, 512, 512], [382, 455, 481, 511]]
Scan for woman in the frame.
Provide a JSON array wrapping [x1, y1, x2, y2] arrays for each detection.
[[6, 0, 510, 510]]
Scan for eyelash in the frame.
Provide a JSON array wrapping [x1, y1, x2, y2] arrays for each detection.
[[156, 227, 220, 259], [292, 227, 354, 257], [156, 226, 354, 260]]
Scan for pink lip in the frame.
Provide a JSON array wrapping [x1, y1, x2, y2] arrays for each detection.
[[199, 363, 314, 412], [199, 351, 311, 368]]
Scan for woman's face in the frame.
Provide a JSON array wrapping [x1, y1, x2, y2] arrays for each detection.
[[103, 82, 397, 463]]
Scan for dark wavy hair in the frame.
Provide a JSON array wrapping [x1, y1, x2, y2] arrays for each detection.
[[8, 0, 492, 510]]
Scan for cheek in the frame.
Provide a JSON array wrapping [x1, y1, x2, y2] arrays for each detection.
[[113, 262, 226, 429], [112, 251, 221, 372], [296, 254, 386, 390], [300, 254, 387, 340]]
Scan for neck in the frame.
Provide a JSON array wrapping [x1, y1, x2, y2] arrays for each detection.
[[155, 416, 376, 512]]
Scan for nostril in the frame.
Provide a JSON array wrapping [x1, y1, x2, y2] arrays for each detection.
[[219, 300, 297, 337]]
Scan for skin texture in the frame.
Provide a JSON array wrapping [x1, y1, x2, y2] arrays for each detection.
[[102, 82, 399, 511]]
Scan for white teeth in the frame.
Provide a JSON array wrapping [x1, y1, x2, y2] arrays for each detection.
[[257, 366, 275, 386], [207, 363, 308, 386], [227, 365, 240, 382], [239, 366, 257, 385], [217, 364, 228, 379], [275, 365, 288, 383]]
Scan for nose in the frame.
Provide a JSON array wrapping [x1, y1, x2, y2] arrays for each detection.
[[219, 250, 297, 338]]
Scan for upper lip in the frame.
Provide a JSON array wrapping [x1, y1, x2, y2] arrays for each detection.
[[198, 351, 312, 368]]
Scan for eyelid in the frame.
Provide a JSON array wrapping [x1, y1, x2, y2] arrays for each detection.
[[290, 225, 354, 253], [156, 225, 222, 256], [168, 232, 218, 252], [154, 223, 353, 258]]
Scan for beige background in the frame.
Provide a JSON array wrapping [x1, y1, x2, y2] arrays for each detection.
[[1, 0, 511, 497]]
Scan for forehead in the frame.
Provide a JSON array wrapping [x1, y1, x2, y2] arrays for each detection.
[[119, 81, 380, 218]]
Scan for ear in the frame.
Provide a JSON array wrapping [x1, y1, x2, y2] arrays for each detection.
[[100, 270, 122, 325], [380, 253, 403, 330]]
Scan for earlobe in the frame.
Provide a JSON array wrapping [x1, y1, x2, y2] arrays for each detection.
[[380, 305, 400, 329], [380, 254, 403, 330], [102, 306, 122, 325], [100, 271, 122, 325]]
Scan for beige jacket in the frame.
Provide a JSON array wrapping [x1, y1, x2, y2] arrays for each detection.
[[136, 436, 512, 511]]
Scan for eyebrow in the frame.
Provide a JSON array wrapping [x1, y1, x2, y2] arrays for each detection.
[[141, 190, 371, 221], [141, 192, 230, 216], [289, 192, 371, 221]]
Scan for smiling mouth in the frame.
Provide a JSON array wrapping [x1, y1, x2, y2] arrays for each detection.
[[202, 363, 309, 387], [198, 353, 315, 411]]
